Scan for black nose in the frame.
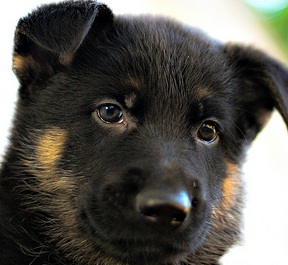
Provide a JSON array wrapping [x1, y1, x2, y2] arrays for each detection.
[[136, 188, 191, 227]]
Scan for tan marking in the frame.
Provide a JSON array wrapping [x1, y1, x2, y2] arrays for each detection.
[[13, 54, 41, 73], [126, 74, 142, 90], [194, 86, 212, 101], [222, 162, 240, 209], [124, 93, 137, 109], [59, 52, 74, 66], [256, 108, 272, 128], [36, 128, 67, 169], [13, 54, 26, 71]]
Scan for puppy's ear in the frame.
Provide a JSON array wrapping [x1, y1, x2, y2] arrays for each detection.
[[224, 44, 288, 140], [13, 1, 113, 98]]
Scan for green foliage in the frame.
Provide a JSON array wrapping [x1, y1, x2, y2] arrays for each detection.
[[245, 1, 288, 57]]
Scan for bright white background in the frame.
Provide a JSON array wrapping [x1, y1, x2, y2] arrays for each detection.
[[1, 1, 288, 264]]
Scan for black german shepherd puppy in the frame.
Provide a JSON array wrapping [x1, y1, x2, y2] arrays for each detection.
[[0, 1, 287, 264]]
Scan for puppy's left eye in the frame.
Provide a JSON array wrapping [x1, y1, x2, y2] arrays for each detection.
[[97, 104, 124, 123], [197, 121, 219, 143]]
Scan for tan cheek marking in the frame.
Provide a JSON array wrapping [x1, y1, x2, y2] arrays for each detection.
[[36, 128, 67, 169], [222, 162, 240, 209]]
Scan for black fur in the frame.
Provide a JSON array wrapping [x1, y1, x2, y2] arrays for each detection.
[[0, 1, 287, 265]]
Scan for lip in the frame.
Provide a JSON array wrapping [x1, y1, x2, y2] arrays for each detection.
[[83, 208, 189, 263], [82, 182, 211, 264], [84, 214, 209, 265], [96, 237, 187, 265]]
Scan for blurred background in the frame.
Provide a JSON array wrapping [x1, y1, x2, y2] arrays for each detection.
[[0, 0, 288, 264]]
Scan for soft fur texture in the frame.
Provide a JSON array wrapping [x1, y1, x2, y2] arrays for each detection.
[[0, 1, 287, 265]]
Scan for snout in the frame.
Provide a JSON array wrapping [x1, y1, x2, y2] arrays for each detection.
[[95, 161, 207, 232], [85, 159, 210, 264]]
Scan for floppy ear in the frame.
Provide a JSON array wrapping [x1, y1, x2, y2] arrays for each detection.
[[223, 44, 288, 141], [12, 1, 113, 98]]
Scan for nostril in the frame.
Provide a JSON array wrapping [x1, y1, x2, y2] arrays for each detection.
[[136, 189, 192, 227], [139, 205, 188, 226], [192, 198, 198, 208], [139, 206, 159, 222]]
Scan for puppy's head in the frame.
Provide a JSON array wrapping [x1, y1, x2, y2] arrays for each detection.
[[6, 1, 288, 264]]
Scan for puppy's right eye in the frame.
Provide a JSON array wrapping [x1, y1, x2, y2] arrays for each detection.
[[97, 104, 124, 124], [197, 121, 219, 144]]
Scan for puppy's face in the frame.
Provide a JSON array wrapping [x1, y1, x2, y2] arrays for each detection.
[[2, 2, 288, 265]]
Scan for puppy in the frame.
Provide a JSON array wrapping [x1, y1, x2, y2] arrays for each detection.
[[0, 1, 287, 265]]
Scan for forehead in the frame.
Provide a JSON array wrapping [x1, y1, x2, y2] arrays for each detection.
[[72, 16, 233, 115]]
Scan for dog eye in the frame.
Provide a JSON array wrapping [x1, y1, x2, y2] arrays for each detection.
[[197, 121, 219, 143], [97, 104, 124, 123]]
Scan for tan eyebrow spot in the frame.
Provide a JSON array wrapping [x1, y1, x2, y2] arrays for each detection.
[[125, 74, 142, 91], [124, 93, 137, 109], [194, 86, 213, 101], [59, 52, 74, 66]]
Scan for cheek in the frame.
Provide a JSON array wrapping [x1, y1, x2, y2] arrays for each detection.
[[33, 127, 74, 194], [221, 162, 241, 209], [36, 127, 67, 169]]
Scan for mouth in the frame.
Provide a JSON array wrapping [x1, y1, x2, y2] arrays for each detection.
[[82, 207, 210, 265], [80, 173, 212, 264], [94, 237, 189, 265], [80, 194, 210, 264]]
